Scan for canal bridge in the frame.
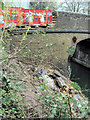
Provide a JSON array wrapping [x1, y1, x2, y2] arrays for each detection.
[[9, 11, 90, 76]]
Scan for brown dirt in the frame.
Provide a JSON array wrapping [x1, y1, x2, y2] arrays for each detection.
[[1, 32, 88, 118]]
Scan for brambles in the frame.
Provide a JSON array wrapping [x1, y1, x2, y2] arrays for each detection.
[[0, 71, 25, 118], [72, 82, 81, 91], [36, 83, 88, 119]]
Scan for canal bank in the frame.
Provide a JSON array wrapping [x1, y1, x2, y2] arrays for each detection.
[[68, 60, 90, 99], [67, 37, 90, 99]]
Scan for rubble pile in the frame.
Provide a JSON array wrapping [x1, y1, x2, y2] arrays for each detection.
[[33, 66, 88, 111]]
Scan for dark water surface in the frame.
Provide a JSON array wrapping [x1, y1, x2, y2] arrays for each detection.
[[68, 60, 90, 99]]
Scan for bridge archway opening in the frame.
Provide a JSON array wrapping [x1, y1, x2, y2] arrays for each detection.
[[73, 38, 90, 68], [76, 38, 90, 52]]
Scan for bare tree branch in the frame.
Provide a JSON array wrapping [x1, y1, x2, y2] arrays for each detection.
[[58, 0, 88, 14]]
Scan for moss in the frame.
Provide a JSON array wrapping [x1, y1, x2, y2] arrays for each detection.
[[69, 45, 76, 57]]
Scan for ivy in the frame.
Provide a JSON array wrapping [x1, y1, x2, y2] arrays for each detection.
[[69, 45, 76, 57], [72, 82, 81, 91], [37, 83, 89, 119], [1, 72, 25, 118]]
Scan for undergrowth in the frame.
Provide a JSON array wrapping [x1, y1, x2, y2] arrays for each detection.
[[36, 84, 89, 119], [0, 27, 89, 119], [0, 71, 26, 119]]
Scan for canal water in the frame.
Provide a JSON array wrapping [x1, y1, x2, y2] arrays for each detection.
[[68, 60, 90, 99]]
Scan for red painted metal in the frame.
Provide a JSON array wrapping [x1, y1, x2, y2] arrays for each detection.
[[0, 7, 52, 28], [0, 8, 4, 27]]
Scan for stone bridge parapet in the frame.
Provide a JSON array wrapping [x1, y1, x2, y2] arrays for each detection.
[[54, 11, 90, 30]]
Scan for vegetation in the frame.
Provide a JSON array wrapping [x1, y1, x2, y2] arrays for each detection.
[[58, 0, 89, 14], [0, 1, 4, 9], [1, 81, 25, 118], [36, 84, 88, 118], [29, 0, 89, 14], [0, 2, 89, 119], [72, 82, 81, 91], [0, 28, 89, 119], [29, 1, 56, 10], [68, 45, 76, 57]]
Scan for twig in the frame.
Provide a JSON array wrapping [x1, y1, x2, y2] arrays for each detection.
[[67, 95, 72, 120]]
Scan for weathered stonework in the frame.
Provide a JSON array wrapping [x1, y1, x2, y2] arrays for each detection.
[[54, 12, 90, 30], [10, 33, 89, 77]]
